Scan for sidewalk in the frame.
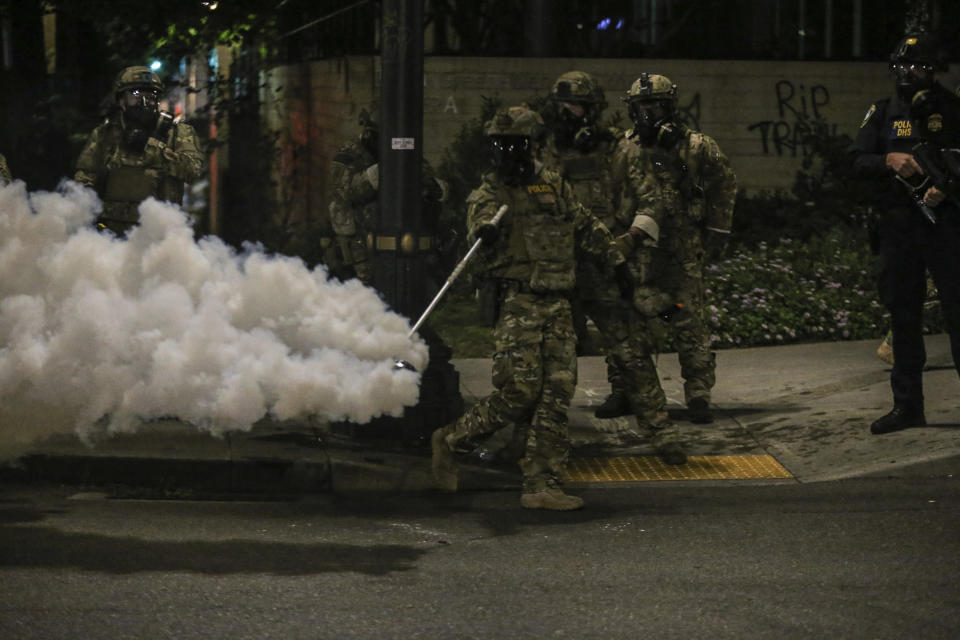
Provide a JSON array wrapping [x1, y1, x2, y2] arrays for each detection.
[[5, 336, 959, 494]]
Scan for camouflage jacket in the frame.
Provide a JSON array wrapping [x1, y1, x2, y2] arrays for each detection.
[[328, 141, 379, 237], [540, 126, 626, 232], [328, 141, 444, 237], [616, 126, 736, 272], [541, 127, 627, 298], [0, 153, 10, 185], [466, 164, 624, 293], [74, 118, 203, 223]]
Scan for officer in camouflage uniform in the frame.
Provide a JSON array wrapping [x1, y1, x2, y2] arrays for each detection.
[[541, 70, 657, 424], [618, 73, 737, 424], [328, 109, 380, 283], [0, 153, 10, 185], [327, 109, 445, 284], [74, 66, 203, 235], [431, 105, 630, 511]]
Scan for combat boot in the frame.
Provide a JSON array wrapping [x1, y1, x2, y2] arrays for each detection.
[[520, 487, 584, 511], [431, 427, 459, 491], [687, 396, 714, 424], [870, 405, 925, 435], [647, 411, 688, 465], [594, 390, 631, 419]]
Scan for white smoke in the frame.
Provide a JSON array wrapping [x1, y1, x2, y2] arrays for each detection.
[[0, 180, 428, 457]]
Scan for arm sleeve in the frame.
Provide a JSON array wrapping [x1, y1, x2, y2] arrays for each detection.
[[143, 122, 204, 183], [74, 126, 107, 191], [465, 185, 501, 245], [701, 137, 737, 234], [850, 102, 889, 178], [569, 181, 624, 272]]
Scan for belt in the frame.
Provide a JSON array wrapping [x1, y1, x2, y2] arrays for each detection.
[[499, 279, 572, 298]]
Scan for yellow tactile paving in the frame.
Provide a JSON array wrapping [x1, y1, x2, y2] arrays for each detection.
[[564, 455, 793, 482]]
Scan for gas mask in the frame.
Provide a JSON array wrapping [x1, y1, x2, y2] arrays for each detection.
[[891, 60, 935, 103], [628, 100, 679, 148], [120, 87, 161, 150], [490, 135, 535, 186]]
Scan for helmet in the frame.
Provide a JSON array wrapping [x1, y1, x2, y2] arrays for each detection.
[[625, 73, 678, 105], [890, 33, 945, 71], [485, 105, 543, 185], [889, 34, 942, 102], [624, 74, 681, 147], [551, 71, 607, 111], [484, 105, 546, 138], [113, 66, 163, 97], [550, 71, 607, 146]]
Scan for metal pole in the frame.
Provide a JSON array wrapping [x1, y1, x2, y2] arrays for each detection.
[[375, 0, 424, 319], [408, 205, 508, 337]]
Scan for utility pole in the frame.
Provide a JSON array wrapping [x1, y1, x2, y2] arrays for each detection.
[[368, 0, 463, 445]]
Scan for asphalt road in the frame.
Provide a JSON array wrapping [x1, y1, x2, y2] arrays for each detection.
[[2, 470, 959, 639]]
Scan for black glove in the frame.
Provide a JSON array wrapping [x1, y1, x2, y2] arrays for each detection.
[[614, 262, 635, 301], [123, 126, 151, 152], [477, 223, 499, 246]]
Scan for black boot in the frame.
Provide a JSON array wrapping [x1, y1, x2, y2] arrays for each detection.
[[870, 405, 926, 435], [594, 391, 631, 419], [687, 397, 714, 424]]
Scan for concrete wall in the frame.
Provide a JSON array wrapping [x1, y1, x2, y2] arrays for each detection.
[[267, 55, 900, 229]]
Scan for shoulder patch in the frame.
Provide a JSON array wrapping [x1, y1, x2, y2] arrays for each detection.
[[860, 104, 877, 128]]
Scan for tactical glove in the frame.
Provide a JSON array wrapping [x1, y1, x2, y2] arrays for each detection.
[[477, 224, 499, 246]]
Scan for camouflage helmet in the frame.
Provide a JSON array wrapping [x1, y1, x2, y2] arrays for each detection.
[[890, 33, 946, 71], [113, 65, 163, 96], [625, 73, 678, 105], [484, 105, 546, 139], [551, 71, 607, 110]]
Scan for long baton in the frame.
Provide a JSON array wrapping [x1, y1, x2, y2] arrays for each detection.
[[408, 204, 508, 338]]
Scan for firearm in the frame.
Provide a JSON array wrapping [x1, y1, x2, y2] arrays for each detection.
[[894, 171, 938, 225], [912, 141, 960, 209]]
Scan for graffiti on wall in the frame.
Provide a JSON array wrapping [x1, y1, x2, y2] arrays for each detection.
[[676, 92, 701, 132], [748, 80, 837, 156]]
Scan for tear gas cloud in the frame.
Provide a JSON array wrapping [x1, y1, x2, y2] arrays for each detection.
[[0, 180, 427, 457]]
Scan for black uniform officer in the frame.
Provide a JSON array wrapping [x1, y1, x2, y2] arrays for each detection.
[[851, 33, 960, 434]]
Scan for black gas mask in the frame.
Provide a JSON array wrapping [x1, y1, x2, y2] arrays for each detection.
[[490, 135, 535, 186], [891, 60, 935, 103], [554, 101, 595, 149], [120, 87, 161, 150], [628, 99, 679, 148]]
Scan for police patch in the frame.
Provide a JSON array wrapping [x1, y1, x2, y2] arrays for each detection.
[[927, 113, 943, 133], [860, 104, 877, 128]]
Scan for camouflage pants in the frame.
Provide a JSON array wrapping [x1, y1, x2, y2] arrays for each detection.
[[447, 288, 577, 490], [582, 297, 666, 414], [662, 259, 715, 403], [335, 233, 372, 284]]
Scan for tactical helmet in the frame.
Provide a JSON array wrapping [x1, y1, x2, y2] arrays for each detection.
[[890, 33, 946, 71], [625, 73, 678, 105], [624, 74, 681, 147], [551, 71, 607, 111], [113, 66, 163, 97], [484, 105, 546, 139], [889, 34, 943, 102]]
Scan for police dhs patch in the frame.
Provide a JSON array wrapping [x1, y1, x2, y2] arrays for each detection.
[[860, 104, 876, 128], [927, 113, 943, 133]]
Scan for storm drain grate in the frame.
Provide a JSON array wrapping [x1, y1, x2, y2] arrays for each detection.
[[564, 455, 793, 482]]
